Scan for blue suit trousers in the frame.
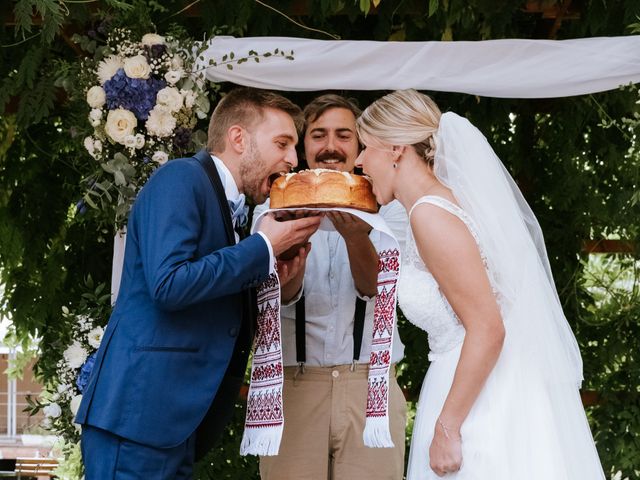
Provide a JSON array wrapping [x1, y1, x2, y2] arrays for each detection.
[[81, 425, 196, 479]]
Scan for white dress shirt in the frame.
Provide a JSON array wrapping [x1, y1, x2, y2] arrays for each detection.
[[253, 199, 408, 367], [211, 155, 274, 266]]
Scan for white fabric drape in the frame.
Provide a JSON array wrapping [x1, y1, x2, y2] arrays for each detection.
[[198, 35, 640, 98]]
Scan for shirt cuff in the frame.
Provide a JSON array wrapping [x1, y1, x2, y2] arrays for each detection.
[[356, 292, 376, 302], [257, 231, 276, 275], [282, 280, 305, 306]]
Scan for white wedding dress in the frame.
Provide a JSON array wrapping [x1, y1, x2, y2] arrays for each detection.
[[399, 195, 605, 480]]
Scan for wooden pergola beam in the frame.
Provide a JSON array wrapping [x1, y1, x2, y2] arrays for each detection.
[[582, 240, 636, 254]]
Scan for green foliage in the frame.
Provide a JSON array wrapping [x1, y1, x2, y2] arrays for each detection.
[[1, 0, 640, 478]]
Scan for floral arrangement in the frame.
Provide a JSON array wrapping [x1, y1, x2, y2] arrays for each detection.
[[80, 28, 212, 223], [24, 279, 111, 479]]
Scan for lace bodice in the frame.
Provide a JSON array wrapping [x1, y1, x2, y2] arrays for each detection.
[[398, 196, 488, 359]]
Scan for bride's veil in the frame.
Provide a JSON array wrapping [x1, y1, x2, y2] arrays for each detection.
[[433, 112, 583, 387]]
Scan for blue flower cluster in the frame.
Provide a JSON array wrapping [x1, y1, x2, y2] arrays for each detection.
[[76, 352, 97, 394], [104, 69, 166, 121]]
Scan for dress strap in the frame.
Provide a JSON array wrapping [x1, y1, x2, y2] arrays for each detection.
[[409, 195, 468, 222]]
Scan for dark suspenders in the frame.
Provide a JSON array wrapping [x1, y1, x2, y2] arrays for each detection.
[[295, 294, 367, 370]]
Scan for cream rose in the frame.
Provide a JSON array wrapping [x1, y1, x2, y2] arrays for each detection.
[[89, 109, 102, 123], [89, 108, 102, 127], [84, 136, 95, 157], [124, 135, 137, 149], [180, 89, 197, 109], [146, 106, 176, 138], [134, 134, 145, 149], [97, 55, 123, 84], [43, 403, 62, 419], [105, 108, 137, 144], [170, 55, 184, 70], [86, 86, 106, 108], [164, 69, 184, 85], [156, 87, 183, 112], [152, 151, 169, 165], [123, 55, 151, 79], [141, 33, 165, 47]]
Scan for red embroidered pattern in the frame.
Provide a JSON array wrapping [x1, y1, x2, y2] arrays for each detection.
[[244, 269, 284, 429], [366, 248, 400, 419]]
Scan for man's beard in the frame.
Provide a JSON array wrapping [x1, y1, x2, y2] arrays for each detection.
[[239, 138, 268, 203]]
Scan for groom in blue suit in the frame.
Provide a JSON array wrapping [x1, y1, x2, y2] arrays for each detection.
[[76, 88, 322, 479]]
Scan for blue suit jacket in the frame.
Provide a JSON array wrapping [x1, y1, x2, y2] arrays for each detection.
[[75, 151, 270, 448]]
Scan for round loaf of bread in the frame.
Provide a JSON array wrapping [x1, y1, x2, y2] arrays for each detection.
[[269, 169, 377, 213]]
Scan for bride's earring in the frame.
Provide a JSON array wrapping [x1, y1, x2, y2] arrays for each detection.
[[393, 162, 397, 169]]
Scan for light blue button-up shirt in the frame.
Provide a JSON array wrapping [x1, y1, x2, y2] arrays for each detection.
[[253, 199, 408, 367]]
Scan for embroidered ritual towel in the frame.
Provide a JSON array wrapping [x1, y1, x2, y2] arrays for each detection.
[[241, 208, 401, 455]]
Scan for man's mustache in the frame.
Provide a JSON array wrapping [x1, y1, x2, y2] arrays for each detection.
[[315, 150, 347, 163]]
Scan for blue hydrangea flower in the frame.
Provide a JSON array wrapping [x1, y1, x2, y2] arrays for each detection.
[[104, 69, 166, 121], [76, 352, 97, 394]]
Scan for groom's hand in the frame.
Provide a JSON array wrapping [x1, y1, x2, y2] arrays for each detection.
[[259, 213, 322, 257]]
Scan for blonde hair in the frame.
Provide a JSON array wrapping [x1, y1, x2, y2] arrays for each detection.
[[207, 88, 302, 154], [356, 89, 441, 166]]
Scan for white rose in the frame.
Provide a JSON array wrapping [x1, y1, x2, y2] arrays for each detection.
[[87, 326, 104, 349], [164, 69, 184, 85], [123, 55, 151, 79], [181, 89, 197, 109], [105, 108, 137, 144], [57, 383, 70, 394], [97, 55, 123, 84], [86, 86, 106, 108], [156, 87, 183, 112], [94, 139, 103, 152], [152, 151, 169, 165], [135, 134, 145, 149], [124, 134, 137, 149], [70, 395, 83, 416], [89, 109, 102, 122], [83, 137, 95, 156], [63, 341, 88, 370], [170, 55, 184, 70], [43, 403, 62, 419], [141, 33, 165, 47], [146, 106, 176, 138]]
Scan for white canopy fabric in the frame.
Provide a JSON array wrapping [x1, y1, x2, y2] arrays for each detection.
[[199, 35, 640, 98]]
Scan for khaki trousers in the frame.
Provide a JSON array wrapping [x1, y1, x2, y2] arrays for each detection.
[[259, 364, 406, 480]]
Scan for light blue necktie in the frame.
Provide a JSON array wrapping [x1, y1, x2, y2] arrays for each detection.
[[228, 194, 249, 228]]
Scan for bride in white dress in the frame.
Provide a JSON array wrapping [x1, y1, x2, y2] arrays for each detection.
[[355, 89, 605, 479]]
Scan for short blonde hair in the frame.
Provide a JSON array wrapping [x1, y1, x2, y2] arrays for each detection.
[[207, 88, 302, 154], [356, 89, 441, 166]]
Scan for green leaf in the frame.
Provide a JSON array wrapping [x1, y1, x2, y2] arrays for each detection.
[[429, 0, 439, 17], [114, 171, 126, 186], [359, 0, 371, 15], [35, 0, 64, 45], [13, 0, 34, 37]]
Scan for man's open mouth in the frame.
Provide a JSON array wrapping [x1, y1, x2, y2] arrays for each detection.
[[267, 172, 285, 188]]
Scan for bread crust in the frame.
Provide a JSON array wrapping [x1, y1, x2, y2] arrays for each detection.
[[270, 169, 377, 213]]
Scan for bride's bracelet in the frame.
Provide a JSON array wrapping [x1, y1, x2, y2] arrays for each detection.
[[438, 418, 460, 440]]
